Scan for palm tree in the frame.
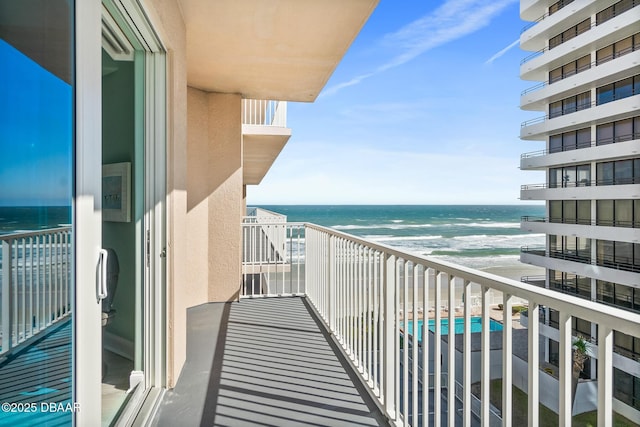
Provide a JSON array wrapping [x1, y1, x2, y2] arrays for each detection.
[[571, 335, 590, 411]]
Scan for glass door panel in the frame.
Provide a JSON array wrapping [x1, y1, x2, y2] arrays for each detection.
[[0, 1, 75, 425]]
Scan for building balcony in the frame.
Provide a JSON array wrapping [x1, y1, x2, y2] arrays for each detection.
[[520, 180, 640, 201], [520, 137, 640, 170], [5, 222, 638, 424], [520, 50, 640, 111], [521, 216, 640, 243], [521, 94, 640, 141], [520, 247, 640, 287], [520, 0, 599, 52], [242, 99, 292, 185], [180, 0, 379, 102], [156, 220, 640, 425], [520, 9, 639, 82]]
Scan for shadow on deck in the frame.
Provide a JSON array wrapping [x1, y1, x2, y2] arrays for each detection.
[[152, 297, 389, 427]]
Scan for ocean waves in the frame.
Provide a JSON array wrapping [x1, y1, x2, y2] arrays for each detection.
[[259, 205, 546, 272]]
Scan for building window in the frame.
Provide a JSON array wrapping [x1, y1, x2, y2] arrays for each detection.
[[550, 200, 591, 224], [596, 33, 640, 65], [597, 0, 639, 26], [549, 235, 591, 262], [548, 270, 591, 299], [549, 127, 591, 152], [549, 0, 574, 15], [613, 368, 640, 410], [597, 159, 640, 185], [550, 164, 591, 187], [596, 240, 640, 272], [597, 281, 640, 313], [597, 116, 640, 145], [596, 199, 640, 227], [596, 74, 640, 106], [549, 54, 591, 84], [549, 18, 590, 49]]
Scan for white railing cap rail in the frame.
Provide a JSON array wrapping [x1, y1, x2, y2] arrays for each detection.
[[0, 226, 72, 241], [303, 222, 640, 337]]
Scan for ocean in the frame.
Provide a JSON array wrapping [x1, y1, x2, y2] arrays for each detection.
[[257, 205, 546, 277], [0, 206, 71, 236]]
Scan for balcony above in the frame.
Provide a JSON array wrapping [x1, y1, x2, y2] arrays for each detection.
[[242, 100, 291, 185], [520, 12, 639, 82], [179, 0, 379, 101], [520, 51, 640, 112], [520, 138, 640, 170], [520, 182, 640, 201], [520, 248, 640, 287], [521, 216, 640, 243], [520, 0, 601, 52], [520, 95, 640, 140]]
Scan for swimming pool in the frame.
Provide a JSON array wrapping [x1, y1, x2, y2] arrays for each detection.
[[403, 317, 503, 342]]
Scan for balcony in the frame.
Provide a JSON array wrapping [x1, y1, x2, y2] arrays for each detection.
[[520, 10, 639, 83], [242, 99, 292, 185], [520, 247, 640, 288], [521, 216, 640, 243], [180, 0, 379, 101], [520, 50, 640, 111], [155, 219, 639, 425], [520, 137, 640, 170], [520, 179, 640, 201]]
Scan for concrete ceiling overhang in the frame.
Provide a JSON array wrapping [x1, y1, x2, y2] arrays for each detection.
[[179, 0, 379, 101]]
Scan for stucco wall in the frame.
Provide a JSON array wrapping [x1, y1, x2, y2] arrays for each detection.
[[187, 89, 243, 303]]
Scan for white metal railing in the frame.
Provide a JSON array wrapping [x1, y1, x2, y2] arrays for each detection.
[[242, 99, 287, 127], [243, 207, 287, 224], [241, 221, 303, 297], [0, 227, 72, 356], [241, 221, 640, 426]]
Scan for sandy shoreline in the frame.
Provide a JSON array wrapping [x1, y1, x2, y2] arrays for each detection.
[[479, 262, 545, 282]]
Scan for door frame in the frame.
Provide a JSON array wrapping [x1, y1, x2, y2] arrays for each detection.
[[74, 1, 166, 425], [74, 0, 104, 425]]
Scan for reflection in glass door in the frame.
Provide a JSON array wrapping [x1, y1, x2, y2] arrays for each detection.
[[0, 1, 75, 425]]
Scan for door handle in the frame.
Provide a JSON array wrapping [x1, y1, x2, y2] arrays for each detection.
[[97, 249, 108, 301]]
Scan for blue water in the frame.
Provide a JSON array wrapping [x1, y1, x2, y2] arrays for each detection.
[[404, 317, 504, 341], [0, 206, 71, 236], [258, 205, 544, 269]]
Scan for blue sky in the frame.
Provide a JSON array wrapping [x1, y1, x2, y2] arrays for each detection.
[[247, 0, 545, 205], [0, 40, 73, 206]]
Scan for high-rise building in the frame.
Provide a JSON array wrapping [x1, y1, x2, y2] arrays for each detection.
[[519, 0, 640, 419]]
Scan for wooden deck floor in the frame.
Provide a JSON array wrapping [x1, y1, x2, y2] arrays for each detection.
[[152, 297, 389, 427]]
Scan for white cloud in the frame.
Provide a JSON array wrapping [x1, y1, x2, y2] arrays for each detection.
[[484, 38, 520, 65], [321, 0, 517, 97]]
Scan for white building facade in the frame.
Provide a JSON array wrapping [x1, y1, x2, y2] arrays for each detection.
[[519, 0, 640, 419]]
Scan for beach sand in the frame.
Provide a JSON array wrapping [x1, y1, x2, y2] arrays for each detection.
[[480, 262, 545, 282]]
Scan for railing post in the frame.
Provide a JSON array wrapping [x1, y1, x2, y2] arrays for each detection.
[[328, 234, 335, 332], [559, 311, 572, 426], [383, 253, 396, 420], [598, 325, 613, 427], [502, 293, 513, 427], [481, 286, 490, 426], [528, 302, 540, 427], [2, 240, 13, 354]]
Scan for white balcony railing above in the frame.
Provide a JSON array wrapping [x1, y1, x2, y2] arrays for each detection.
[[241, 220, 640, 426], [242, 99, 287, 127]]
